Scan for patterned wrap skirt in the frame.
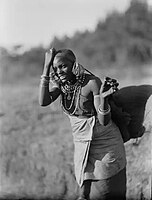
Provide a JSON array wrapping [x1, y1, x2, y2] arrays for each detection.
[[69, 115, 126, 187]]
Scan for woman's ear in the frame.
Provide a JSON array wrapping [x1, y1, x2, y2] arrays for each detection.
[[72, 62, 85, 79], [72, 62, 77, 75]]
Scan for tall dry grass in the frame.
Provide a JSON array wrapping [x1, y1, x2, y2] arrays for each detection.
[[0, 66, 151, 200]]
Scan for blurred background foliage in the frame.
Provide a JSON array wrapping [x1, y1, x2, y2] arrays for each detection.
[[0, 0, 152, 199], [0, 0, 152, 84]]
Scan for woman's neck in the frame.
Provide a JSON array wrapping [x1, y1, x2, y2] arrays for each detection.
[[66, 75, 77, 85]]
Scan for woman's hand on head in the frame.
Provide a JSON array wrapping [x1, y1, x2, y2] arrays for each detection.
[[43, 48, 56, 75], [100, 77, 119, 98]]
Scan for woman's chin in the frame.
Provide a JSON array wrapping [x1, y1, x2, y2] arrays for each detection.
[[60, 78, 67, 83]]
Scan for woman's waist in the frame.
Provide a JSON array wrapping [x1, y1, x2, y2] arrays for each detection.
[[69, 115, 96, 141], [93, 120, 122, 138]]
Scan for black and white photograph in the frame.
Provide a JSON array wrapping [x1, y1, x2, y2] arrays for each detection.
[[0, 0, 152, 199]]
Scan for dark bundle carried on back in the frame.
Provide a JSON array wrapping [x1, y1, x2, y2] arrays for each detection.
[[109, 85, 152, 142]]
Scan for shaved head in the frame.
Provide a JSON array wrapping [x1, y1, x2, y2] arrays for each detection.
[[54, 49, 76, 64]]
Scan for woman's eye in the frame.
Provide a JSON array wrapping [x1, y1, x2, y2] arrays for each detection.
[[62, 65, 67, 68]]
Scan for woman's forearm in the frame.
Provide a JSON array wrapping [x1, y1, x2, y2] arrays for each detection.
[[39, 75, 52, 106], [39, 49, 60, 106], [98, 97, 111, 126], [94, 95, 111, 126], [39, 75, 61, 106], [39, 86, 52, 106]]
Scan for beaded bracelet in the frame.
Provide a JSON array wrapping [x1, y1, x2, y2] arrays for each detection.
[[41, 78, 49, 83], [98, 104, 111, 115], [41, 74, 50, 81], [40, 78, 49, 87], [94, 95, 100, 99], [40, 83, 49, 87]]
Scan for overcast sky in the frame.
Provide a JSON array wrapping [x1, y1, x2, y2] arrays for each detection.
[[0, 0, 152, 48]]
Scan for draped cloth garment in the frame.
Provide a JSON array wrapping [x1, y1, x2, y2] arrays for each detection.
[[69, 115, 126, 187], [60, 71, 126, 188]]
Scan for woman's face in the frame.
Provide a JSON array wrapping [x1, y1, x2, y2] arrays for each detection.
[[53, 57, 75, 83]]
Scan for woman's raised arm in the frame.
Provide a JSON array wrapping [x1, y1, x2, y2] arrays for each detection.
[[39, 81, 61, 106], [39, 49, 61, 106]]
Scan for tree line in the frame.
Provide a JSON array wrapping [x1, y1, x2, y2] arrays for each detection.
[[1, 0, 152, 80]]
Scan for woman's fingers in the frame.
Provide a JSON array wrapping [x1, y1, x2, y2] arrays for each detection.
[[101, 77, 119, 95], [44, 51, 53, 67], [44, 48, 56, 67], [102, 87, 116, 98]]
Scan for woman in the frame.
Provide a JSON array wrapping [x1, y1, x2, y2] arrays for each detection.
[[39, 48, 127, 200]]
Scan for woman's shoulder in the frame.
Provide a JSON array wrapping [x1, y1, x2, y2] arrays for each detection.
[[85, 73, 102, 85], [84, 73, 102, 89], [83, 73, 102, 94]]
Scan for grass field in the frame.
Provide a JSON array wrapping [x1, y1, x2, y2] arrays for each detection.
[[0, 67, 152, 200]]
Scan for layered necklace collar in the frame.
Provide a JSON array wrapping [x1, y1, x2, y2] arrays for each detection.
[[61, 73, 85, 115], [61, 73, 85, 97]]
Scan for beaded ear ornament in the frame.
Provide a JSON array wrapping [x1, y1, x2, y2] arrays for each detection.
[[72, 62, 85, 79]]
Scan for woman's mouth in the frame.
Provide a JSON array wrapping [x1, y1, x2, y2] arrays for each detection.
[[58, 74, 67, 81]]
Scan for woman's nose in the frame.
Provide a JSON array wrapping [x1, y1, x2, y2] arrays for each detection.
[[57, 68, 63, 74]]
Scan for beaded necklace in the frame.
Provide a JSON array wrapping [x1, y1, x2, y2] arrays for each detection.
[[61, 73, 85, 115]]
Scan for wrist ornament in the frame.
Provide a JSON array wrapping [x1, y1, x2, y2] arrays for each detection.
[[41, 74, 50, 80], [94, 94, 100, 99], [98, 104, 111, 115], [40, 74, 50, 87]]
